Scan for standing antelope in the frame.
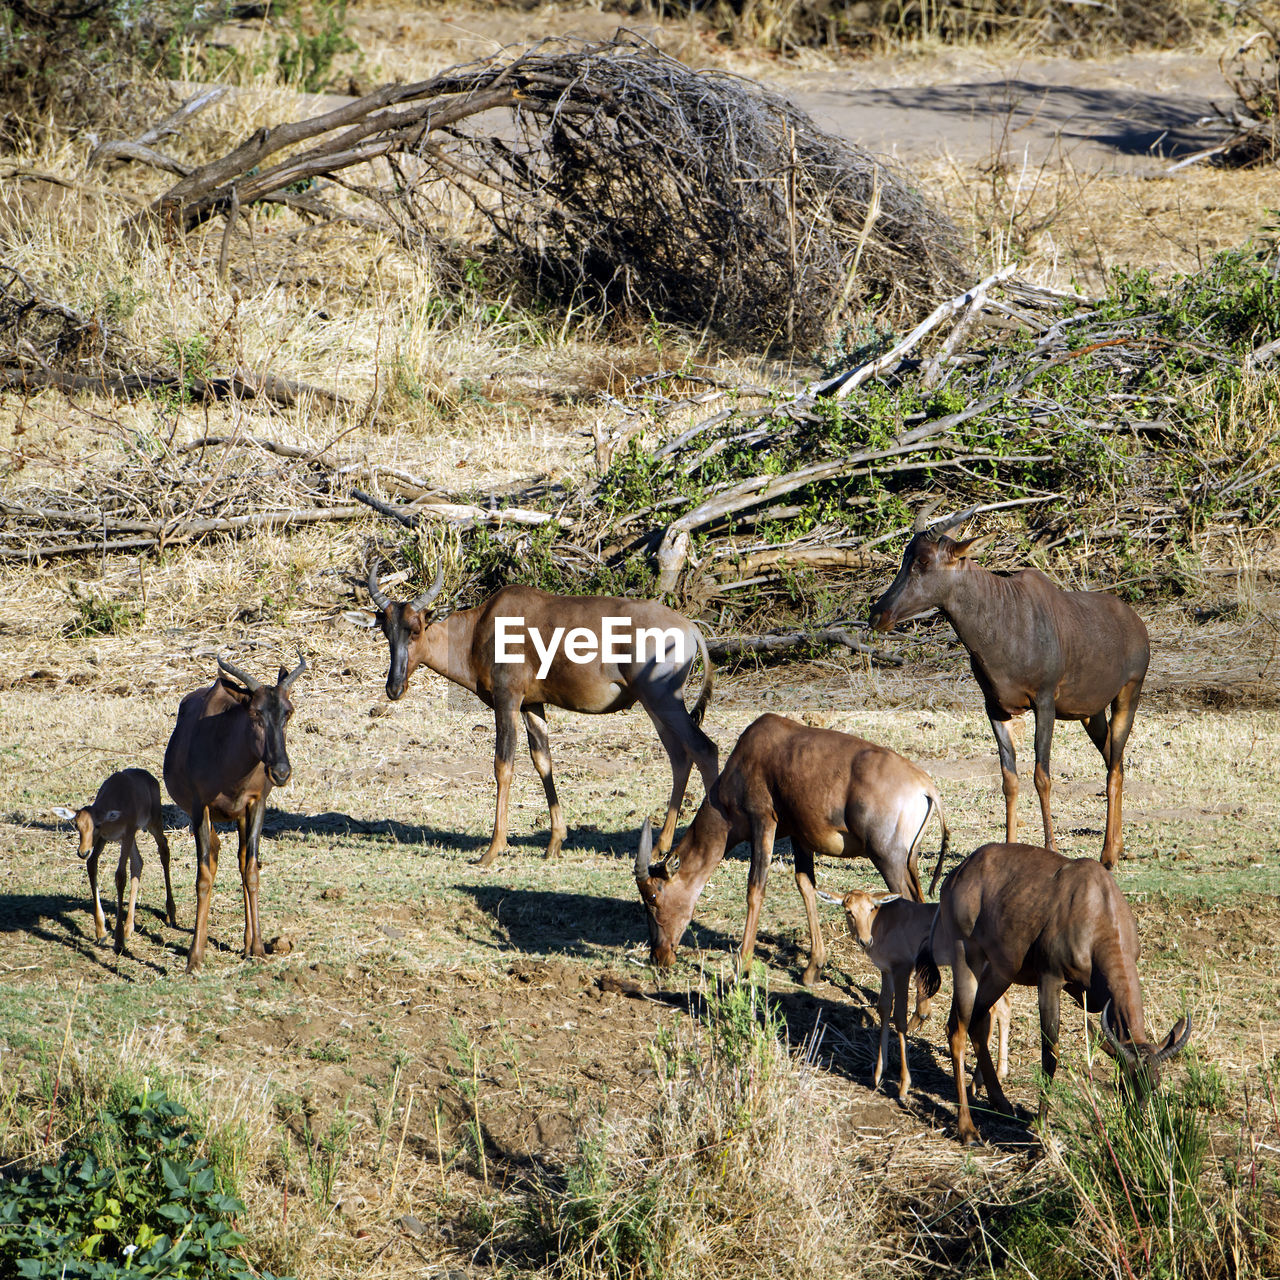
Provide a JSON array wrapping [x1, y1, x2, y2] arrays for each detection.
[[363, 564, 718, 867], [634, 713, 949, 986], [816, 887, 1010, 1102], [53, 767, 176, 954], [869, 505, 1149, 868], [919, 842, 1191, 1145], [164, 654, 305, 973]]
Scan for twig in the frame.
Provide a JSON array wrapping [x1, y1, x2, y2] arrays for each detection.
[[812, 264, 1017, 399]]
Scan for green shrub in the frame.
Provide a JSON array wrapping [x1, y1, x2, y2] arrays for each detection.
[[0, 1088, 287, 1280]]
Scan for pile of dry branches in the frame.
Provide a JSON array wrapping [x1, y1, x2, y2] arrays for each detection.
[[431, 261, 1280, 631], [133, 36, 964, 348]]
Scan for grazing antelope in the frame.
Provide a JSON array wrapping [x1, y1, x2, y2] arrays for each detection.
[[52, 767, 176, 954], [918, 842, 1191, 1145], [634, 713, 948, 986], [816, 887, 1010, 1102], [869, 505, 1149, 868], [362, 564, 718, 867], [163, 654, 305, 973]]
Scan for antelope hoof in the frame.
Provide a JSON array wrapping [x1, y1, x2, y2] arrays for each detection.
[[799, 962, 821, 987], [958, 1123, 982, 1147], [473, 847, 501, 868], [166, 906, 179, 928], [543, 837, 564, 860]]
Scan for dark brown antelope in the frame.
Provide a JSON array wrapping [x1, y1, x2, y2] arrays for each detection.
[[869, 505, 1149, 868], [53, 767, 176, 954], [163, 654, 305, 973], [634, 713, 948, 986], [362, 563, 718, 867], [918, 842, 1191, 1145], [816, 887, 1010, 1102]]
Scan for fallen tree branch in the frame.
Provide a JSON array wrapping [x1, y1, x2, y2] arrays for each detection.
[[353, 488, 573, 531], [812, 263, 1017, 399], [0, 505, 368, 561], [0, 362, 351, 408]]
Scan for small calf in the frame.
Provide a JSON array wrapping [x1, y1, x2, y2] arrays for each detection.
[[53, 767, 176, 954], [820, 887, 1010, 1101]]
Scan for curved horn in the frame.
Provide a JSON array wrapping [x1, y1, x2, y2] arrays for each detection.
[[1101, 1000, 1139, 1066], [366, 562, 392, 611], [634, 819, 653, 882], [217, 654, 261, 693], [1156, 1016, 1192, 1062], [933, 504, 981, 536], [279, 651, 307, 694], [410, 565, 445, 613]]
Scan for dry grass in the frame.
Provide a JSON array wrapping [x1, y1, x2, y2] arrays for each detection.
[[1, 11, 1279, 1279]]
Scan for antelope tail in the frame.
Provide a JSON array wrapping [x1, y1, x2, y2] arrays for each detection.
[[916, 913, 943, 1001], [689, 627, 714, 728], [927, 790, 951, 898]]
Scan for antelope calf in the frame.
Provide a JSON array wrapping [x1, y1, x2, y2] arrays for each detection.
[[362, 564, 718, 867], [817, 887, 1009, 1102], [919, 842, 1191, 1145], [634, 713, 948, 986], [53, 767, 176, 954], [164, 654, 305, 973], [870, 505, 1149, 867]]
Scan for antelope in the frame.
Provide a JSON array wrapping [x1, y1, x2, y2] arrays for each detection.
[[918, 842, 1191, 1145], [634, 713, 948, 986], [817, 888, 1010, 1102], [362, 564, 718, 867], [869, 504, 1149, 868], [163, 654, 305, 973], [52, 767, 176, 954]]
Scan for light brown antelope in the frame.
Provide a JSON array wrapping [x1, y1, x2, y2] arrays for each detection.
[[918, 842, 1191, 1145], [816, 887, 1010, 1102], [53, 767, 176, 954], [163, 654, 305, 973], [634, 713, 948, 986], [362, 563, 718, 867], [869, 505, 1149, 868]]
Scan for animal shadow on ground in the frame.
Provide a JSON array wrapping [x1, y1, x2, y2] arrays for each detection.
[[258, 809, 642, 858], [662, 975, 1037, 1149], [461, 882, 1035, 1147], [457, 883, 742, 960], [0, 892, 175, 978]]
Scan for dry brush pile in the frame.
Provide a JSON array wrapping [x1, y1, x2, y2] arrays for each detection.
[[124, 37, 964, 350]]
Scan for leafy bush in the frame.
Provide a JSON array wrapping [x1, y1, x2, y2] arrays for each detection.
[[0, 1089, 286, 1280], [63, 592, 143, 639]]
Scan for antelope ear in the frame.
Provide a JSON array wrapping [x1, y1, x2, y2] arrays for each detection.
[[52, 807, 77, 821], [815, 889, 845, 905], [874, 893, 901, 907], [954, 534, 994, 560], [344, 609, 378, 629]]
